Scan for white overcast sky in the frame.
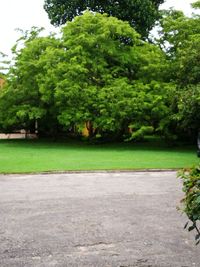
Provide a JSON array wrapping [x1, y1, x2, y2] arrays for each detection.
[[0, 0, 198, 57]]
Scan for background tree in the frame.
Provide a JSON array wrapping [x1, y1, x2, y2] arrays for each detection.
[[155, 2, 200, 141], [0, 28, 62, 137], [44, 0, 164, 38], [52, 12, 168, 140], [0, 12, 174, 141]]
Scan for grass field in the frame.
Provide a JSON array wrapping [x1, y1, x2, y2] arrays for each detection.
[[0, 139, 199, 173]]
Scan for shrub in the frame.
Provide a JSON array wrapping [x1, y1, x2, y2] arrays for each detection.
[[178, 164, 200, 245]]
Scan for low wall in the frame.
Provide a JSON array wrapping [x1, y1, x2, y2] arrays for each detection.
[[0, 133, 37, 139]]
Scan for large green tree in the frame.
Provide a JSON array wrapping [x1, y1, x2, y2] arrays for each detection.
[[52, 11, 168, 139], [44, 0, 164, 38], [0, 12, 168, 141], [156, 2, 200, 140], [0, 28, 62, 136]]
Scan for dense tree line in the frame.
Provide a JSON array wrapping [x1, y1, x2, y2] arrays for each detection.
[[0, 2, 199, 142]]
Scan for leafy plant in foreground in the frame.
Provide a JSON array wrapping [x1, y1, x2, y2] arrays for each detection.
[[178, 165, 200, 245]]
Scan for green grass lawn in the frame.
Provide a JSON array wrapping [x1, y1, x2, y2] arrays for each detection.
[[0, 139, 199, 173]]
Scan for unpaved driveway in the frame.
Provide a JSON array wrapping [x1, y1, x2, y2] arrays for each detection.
[[0, 171, 199, 267]]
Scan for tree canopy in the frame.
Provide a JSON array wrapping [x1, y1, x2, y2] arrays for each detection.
[[0, 12, 168, 140], [1, 3, 200, 142], [0, 28, 61, 135], [43, 0, 164, 38], [54, 12, 169, 139], [155, 4, 200, 139]]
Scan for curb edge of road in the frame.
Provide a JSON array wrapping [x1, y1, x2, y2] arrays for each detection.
[[0, 169, 179, 176]]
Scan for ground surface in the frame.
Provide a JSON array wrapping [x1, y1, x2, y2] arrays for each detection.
[[0, 140, 198, 173], [0, 171, 199, 267]]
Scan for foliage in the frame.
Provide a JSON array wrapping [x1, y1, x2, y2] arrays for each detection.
[[156, 9, 200, 56], [1, 9, 199, 142], [52, 12, 168, 140], [43, 0, 164, 38], [0, 12, 168, 140], [172, 86, 200, 137], [156, 2, 200, 81], [0, 27, 62, 136], [192, 0, 200, 9], [155, 4, 200, 141], [0, 52, 10, 73], [178, 165, 200, 245]]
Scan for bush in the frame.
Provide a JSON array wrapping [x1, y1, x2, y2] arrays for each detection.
[[178, 165, 200, 245]]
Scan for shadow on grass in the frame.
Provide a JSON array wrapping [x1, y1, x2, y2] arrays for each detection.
[[0, 137, 195, 153]]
